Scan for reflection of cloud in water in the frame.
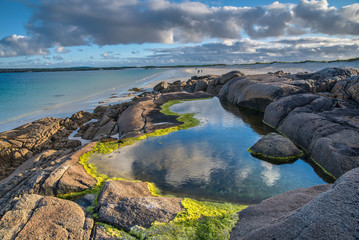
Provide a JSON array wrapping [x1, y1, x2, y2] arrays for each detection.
[[90, 140, 226, 188], [89, 142, 141, 179], [163, 143, 225, 187], [171, 98, 245, 128], [260, 162, 280, 186], [235, 166, 253, 182]]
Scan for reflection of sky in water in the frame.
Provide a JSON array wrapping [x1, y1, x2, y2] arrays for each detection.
[[89, 98, 326, 204]]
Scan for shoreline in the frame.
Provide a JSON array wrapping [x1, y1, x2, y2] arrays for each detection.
[[0, 66, 358, 239], [2, 60, 358, 133], [0, 68, 191, 133]]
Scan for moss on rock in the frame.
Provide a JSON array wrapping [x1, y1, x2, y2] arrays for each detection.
[[129, 198, 247, 240], [247, 147, 303, 164], [59, 97, 247, 240]]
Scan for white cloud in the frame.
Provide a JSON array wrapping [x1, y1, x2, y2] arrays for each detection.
[[0, 35, 49, 57], [126, 37, 359, 65], [100, 51, 120, 59], [0, 0, 357, 59], [293, 0, 359, 35], [55, 46, 70, 54]]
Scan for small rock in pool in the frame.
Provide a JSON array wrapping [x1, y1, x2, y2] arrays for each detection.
[[248, 132, 303, 164]]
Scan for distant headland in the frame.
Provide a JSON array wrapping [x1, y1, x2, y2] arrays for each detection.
[[1, 57, 358, 73]]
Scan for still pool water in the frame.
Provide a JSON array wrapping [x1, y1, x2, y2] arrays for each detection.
[[89, 98, 327, 204]]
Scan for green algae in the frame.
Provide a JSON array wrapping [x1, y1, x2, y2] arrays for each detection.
[[309, 157, 336, 182], [58, 97, 248, 240], [247, 147, 303, 163], [96, 222, 137, 240], [97, 197, 247, 240], [146, 182, 163, 197], [129, 198, 247, 240]]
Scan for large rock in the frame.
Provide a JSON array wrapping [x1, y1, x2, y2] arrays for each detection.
[[0, 110, 95, 180], [297, 67, 359, 81], [117, 98, 156, 138], [0, 194, 93, 240], [218, 67, 359, 111], [331, 75, 359, 104], [218, 74, 304, 111], [70, 111, 93, 125], [78, 102, 131, 140], [230, 184, 331, 239], [96, 180, 183, 231], [248, 132, 303, 163], [97, 180, 153, 207], [0, 143, 97, 216], [264, 93, 359, 178], [153, 81, 168, 92], [231, 167, 359, 240], [215, 70, 246, 85], [117, 92, 211, 138]]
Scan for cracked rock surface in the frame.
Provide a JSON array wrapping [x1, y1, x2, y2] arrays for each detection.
[[0, 194, 94, 240]]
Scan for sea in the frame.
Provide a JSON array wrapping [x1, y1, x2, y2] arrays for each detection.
[[0, 68, 190, 132], [1, 61, 358, 133]]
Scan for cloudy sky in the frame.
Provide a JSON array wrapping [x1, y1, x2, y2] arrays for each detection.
[[0, 0, 358, 68]]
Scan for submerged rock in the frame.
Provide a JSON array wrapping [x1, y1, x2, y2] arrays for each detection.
[[231, 167, 359, 240], [248, 132, 303, 163]]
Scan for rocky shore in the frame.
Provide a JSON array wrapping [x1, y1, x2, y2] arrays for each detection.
[[0, 67, 358, 239]]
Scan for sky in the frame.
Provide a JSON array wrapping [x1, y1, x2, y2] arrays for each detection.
[[0, 0, 358, 68]]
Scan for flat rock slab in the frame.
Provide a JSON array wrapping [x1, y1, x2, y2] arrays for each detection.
[[0, 194, 93, 240], [0, 143, 97, 216], [248, 132, 303, 163], [99, 196, 183, 231], [97, 180, 153, 207], [97, 180, 183, 231], [0, 110, 93, 180], [231, 167, 359, 239]]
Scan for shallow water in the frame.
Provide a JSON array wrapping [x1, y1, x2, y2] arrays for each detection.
[[0, 69, 172, 132], [89, 98, 326, 204]]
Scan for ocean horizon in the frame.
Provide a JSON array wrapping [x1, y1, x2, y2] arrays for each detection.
[[1, 60, 358, 133]]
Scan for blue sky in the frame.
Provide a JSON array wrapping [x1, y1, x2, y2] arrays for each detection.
[[0, 0, 358, 68]]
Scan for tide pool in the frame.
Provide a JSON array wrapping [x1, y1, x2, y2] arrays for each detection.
[[89, 98, 327, 204]]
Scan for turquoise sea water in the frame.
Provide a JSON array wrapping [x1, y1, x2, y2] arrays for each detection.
[[0, 69, 175, 132], [89, 98, 326, 204]]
